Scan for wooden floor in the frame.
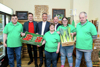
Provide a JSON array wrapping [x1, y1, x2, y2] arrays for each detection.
[[7, 56, 76, 67]]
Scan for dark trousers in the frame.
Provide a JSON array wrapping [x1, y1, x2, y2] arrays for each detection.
[[57, 52, 60, 62], [39, 46, 43, 64], [27, 44, 37, 64], [45, 51, 58, 67]]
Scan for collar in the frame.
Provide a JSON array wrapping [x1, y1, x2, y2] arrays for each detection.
[[55, 23, 58, 26], [42, 21, 47, 23], [79, 19, 89, 26], [10, 22, 19, 26], [49, 31, 56, 34], [29, 22, 33, 23], [28, 21, 34, 23], [62, 24, 69, 27]]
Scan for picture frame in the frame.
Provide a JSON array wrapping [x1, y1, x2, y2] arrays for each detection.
[[52, 9, 66, 20], [16, 11, 28, 20]]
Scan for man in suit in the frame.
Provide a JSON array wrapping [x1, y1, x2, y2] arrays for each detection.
[[53, 17, 61, 62], [53, 17, 61, 31], [37, 13, 50, 67], [23, 13, 38, 67]]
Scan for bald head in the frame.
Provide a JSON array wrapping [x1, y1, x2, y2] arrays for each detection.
[[53, 17, 59, 24]]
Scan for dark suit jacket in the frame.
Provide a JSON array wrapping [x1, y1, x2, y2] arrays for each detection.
[[37, 21, 50, 35], [56, 23, 61, 29], [23, 21, 37, 33]]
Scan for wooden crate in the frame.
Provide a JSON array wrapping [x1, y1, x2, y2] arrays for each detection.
[[62, 41, 74, 46]]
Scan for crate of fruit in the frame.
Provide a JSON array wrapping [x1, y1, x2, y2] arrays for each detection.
[[21, 32, 43, 46]]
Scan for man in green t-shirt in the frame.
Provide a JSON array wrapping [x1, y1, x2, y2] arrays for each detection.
[[74, 12, 97, 67], [3, 15, 23, 67]]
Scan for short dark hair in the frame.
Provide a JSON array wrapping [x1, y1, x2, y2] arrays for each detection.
[[28, 12, 33, 16], [49, 23, 55, 28], [42, 13, 47, 16], [11, 14, 17, 17]]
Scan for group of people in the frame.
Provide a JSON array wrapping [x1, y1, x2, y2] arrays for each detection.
[[3, 12, 97, 67]]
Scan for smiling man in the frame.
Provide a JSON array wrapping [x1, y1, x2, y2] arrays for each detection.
[[37, 13, 50, 67], [75, 12, 97, 67], [3, 14, 23, 67], [23, 13, 38, 67]]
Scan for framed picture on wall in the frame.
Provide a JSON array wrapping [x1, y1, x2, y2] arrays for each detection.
[[16, 11, 28, 20], [52, 9, 66, 21]]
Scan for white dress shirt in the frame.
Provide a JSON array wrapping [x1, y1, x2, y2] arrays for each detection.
[[41, 21, 46, 35], [55, 23, 58, 31]]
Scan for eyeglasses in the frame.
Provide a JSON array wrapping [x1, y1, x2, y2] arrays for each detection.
[[11, 18, 18, 20], [62, 20, 67, 22]]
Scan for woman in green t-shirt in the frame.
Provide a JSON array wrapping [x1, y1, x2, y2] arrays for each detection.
[[42, 23, 60, 67], [56, 17, 76, 67]]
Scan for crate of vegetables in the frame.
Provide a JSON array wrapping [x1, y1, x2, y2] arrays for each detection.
[[59, 27, 75, 46], [21, 32, 43, 46]]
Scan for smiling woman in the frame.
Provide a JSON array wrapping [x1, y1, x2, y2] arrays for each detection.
[[41, 23, 60, 67]]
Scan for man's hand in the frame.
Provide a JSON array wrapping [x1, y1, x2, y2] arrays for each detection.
[[37, 45, 40, 47], [21, 32, 25, 36], [36, 33, 38, 34], [4, 43, 7, 47], [56, 49, 59, 54]]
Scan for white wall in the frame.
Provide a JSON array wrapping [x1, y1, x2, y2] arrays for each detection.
[[2, 0, 100, 35], [3, 0, 71, 19], [0, 0, 3, 4], [73, 0, 90, 26], [89, 0, 100, 35]]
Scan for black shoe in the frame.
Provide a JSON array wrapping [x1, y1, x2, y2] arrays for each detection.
[[28, 60, 33, 65], [39, 63, 43, 67], [35, 64, 38, 67]]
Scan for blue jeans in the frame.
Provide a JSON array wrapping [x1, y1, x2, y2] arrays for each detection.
[[45, 50, 58, 67], [75, 49, 92, 67], [7, 46, 22, 67], [60, 45, 74, 66]]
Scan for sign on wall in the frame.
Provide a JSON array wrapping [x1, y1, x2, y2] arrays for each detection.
[[34, 5, 49, 21]]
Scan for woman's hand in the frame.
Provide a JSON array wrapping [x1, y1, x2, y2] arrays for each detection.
[[42, 40, 46, 45], [56, 42, 60, 53], [70, 33, 74, 37], [57, 31, 60, 34], [56, 49, 59, 53], [71, 32, 76, 37]]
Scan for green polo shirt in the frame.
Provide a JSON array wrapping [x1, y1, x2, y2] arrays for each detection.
[[56, 24, 76, 33], [43, 31, 60, 52], [3, 22, 23, 47], [76, 20, 97, 50]]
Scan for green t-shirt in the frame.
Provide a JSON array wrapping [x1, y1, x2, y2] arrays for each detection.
[[3, 22, 23, 47], [43, 31, 60, 52], [56, 24, 76, 33], [76, 20, 97, 50]]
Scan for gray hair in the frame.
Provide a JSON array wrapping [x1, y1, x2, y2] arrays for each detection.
[[79, 12, 87, 17]]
